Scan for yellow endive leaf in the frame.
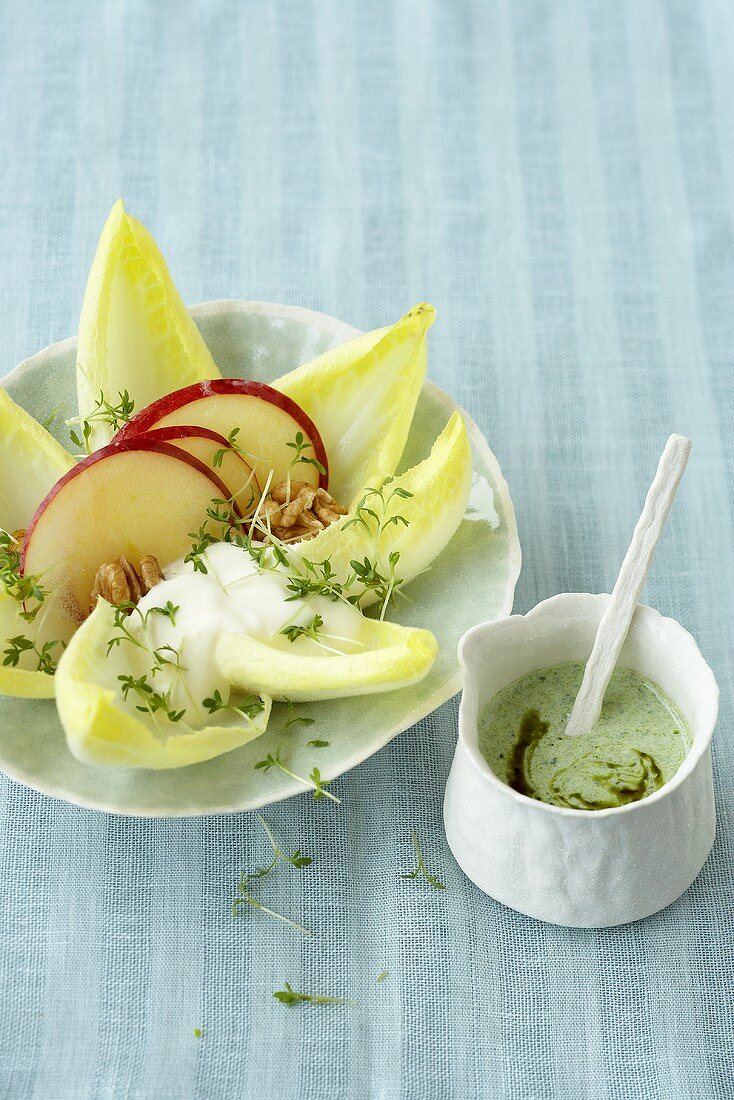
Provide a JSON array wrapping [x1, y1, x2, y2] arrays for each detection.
[[55, 600, 271, 769], [273, 304, 435, 504], [76, 200, 220, 448]]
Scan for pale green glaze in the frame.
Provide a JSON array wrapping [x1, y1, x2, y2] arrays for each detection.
[[0, 301, 520, 816], [479, 662, 690, 810]]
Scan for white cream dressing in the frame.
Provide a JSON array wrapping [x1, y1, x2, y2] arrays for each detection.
[[129, 541, 369, 726]]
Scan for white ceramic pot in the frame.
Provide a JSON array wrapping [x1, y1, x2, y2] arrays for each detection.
[[444, 593, 719, 927]]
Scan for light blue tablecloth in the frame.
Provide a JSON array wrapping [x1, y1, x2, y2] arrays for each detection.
[[1, 2, 733, 1097]]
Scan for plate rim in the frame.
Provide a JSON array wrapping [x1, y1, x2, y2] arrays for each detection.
[[1, 299, 521, 817]]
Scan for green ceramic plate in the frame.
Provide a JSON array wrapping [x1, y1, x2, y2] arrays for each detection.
[[0, 301, 520, 816]]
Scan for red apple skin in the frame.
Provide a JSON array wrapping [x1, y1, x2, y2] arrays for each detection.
[[138, 424, 236, 448], [136, 425, 261, 513], [19, 439, 244, 639], [20, 437, 238, 571], [115, 378, 329, 490]]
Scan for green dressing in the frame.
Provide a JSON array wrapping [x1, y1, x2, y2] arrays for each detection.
[[478, 662, 690, 810]]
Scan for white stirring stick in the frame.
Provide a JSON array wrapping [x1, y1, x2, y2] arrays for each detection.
[[565, 434, 692, 738]]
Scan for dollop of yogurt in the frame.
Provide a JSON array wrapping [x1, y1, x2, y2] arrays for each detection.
[[129, 541, 368, 726]]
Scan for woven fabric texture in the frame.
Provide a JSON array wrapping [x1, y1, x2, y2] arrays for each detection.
[[1, 1, 733, 1098]]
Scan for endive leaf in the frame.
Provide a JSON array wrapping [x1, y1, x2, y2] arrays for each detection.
[[272, 304, 435, 504], [0, 386, 75, 532], [55, 600, 271, 769], [292, 411, 472, 608], [216, 618, 438, 702], [76, 200, 220, 448]]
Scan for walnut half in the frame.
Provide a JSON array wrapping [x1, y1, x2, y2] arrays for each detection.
[[257, 481, 348, 543], [89, 554, 164, 615]]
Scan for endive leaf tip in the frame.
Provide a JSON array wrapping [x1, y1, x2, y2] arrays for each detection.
[[404, 302, 436, 332], [104, 198, 128, 228]]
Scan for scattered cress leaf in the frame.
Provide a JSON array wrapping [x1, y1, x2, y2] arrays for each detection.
[[254, 746, 341, 804], [400, 829, 446, 890], [232, 815, 313, 935], [283, 714, 316, 732], [273, 982, 355, 1007]]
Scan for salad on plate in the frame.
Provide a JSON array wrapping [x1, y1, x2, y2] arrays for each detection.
[[0, 201, 473, 773]]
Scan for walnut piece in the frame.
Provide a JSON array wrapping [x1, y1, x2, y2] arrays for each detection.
[[89, 554, 164, 614], [312, 488, 348, 525], [270, 481, 317, 528], [11, 529, 25, 545], [139, 555, 165, 592], [117, 557, 144, 603], [271, 516, 324, 542], [256, 481, 347, 544]]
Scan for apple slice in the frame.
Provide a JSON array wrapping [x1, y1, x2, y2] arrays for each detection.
[[140, 426, 260, 517], [76, 200, 221, 449], [21, 439, 234, 642], [115, 379, 328, 494]]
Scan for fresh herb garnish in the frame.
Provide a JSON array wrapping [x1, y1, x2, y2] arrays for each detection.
[[203, 688, 265, 721], [400, 830, 446, 890], [183, 489, 254, 575], [233, 887, 311, 937], [67, 389, 134, 453], [286, 431, 327, 478], [40, 405, 63, 431], [206, 497, 243, 529], [184, 524, 218, 574], [343, 482, 412, 539], [0, 530, 47, 621], [307, 739, 329, 748], [107, 604, 188, 723], [348, 554, 400, 616], [283, 714, 316, 732], [117, 673, 186, 723], [212, 427, 242, 468], [211, 426, 261, 468], [284, 556, 346, 603], [272, 982, 355, 1007], [243, 814, 313, 880], [235, 529, 289, 570], [106, 604, 184, 665], [232, 814, 313, 935], [3, 634, 63, 675], [254, 746, 341, 804], [151, 601, 179, 626], [280, 613, 324, 645], [279, 611, 362, 658], [193, 1027, 202, 1038], [342, 481, 413, 616], [376, 970, 390, 983]]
